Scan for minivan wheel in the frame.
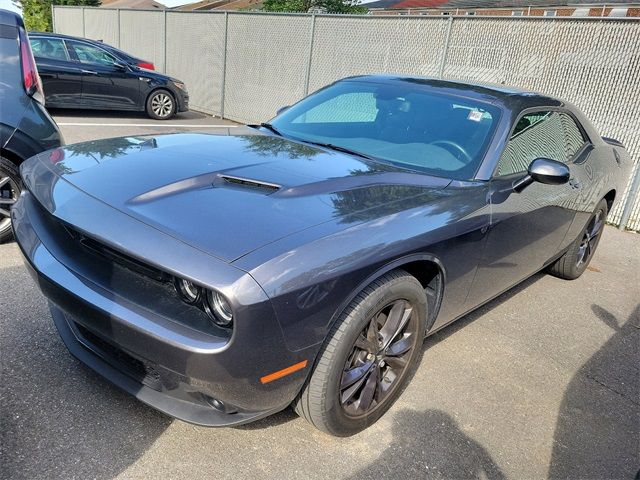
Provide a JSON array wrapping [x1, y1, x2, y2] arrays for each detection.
[[146, 89, 175, 120], [294, 270, 427, 436], [0, 157, 21, 243]]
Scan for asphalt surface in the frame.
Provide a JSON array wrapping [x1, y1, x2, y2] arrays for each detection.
[[1, 111, 639, 480]]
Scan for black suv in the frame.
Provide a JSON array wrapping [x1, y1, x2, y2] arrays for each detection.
[[0, 9, 63, 242]]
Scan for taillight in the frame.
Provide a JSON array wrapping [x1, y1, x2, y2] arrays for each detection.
[[18, 29, 44, 105], [137, 61, 155, 70]]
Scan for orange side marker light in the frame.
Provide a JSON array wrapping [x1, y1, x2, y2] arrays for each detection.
[[260, 360, 308, 384]]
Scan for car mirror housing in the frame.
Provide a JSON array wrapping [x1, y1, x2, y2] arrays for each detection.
[[513, 158, 570, 193]]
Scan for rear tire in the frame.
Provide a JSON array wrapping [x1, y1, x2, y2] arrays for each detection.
[[0, 156, 21, 243], [294, 270, 427, 436], [548, 198, 608, 280], [146, 89, 176, 120]]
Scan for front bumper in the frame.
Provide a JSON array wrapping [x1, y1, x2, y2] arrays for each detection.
[[175, 88, 189, 112], [12, 188, 312, 426]]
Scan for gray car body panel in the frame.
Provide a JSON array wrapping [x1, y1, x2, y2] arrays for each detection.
[[12, 75, 632, 425]]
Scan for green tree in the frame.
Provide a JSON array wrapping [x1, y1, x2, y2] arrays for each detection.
[[262, 0, 366, 14], [13, 0, 101, 32]]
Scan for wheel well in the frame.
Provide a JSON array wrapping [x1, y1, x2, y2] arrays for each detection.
[[0, 148, 24, 167], [604, 190, 616, 212], [399, 260, 444, 329]]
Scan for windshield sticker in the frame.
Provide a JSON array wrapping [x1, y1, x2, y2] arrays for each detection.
[[468, 110, 484, 122]]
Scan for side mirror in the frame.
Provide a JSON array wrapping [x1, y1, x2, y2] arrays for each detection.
[[276, 105, 290, 116], [513, 158, 570, 193]]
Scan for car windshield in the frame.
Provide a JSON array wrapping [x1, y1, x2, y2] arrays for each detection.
[[269, 80, 501, 180]]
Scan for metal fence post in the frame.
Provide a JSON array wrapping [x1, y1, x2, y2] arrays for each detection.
[[117, 9, 121, 48], [303, 14, 317, 97], [51, 5, 56, 33], [82, 7, 86, 37], [618, 165, 640, 230], [163, 10, 168, 74], [219, 12, 229, 119], [438, 16, 454, 79]]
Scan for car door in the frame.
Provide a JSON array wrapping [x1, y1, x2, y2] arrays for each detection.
[[467, 110, 589, 305], [64, 39, 141, 110], [30, 36, 83, 107]]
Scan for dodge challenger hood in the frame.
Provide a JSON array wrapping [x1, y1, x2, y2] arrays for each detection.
[[24, 133, 451, 262]]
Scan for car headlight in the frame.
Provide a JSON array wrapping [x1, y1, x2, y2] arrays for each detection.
[[204, 290, 233, 327], [173, 81, 187, 91], [175, 278, 201, 304], [175, 277, 233, 328]]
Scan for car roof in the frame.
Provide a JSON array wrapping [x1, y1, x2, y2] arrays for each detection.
[[342, 74, 564, 110], [30, 31, 112, 46], [0, 9, 24, 28], [29, 31, 139, 59]]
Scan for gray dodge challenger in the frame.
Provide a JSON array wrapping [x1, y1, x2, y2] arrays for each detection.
[[12, 76, 631, 436]]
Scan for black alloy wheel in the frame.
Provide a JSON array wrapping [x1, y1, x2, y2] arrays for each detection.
[[548, 198, 608, 280], [340, 299, 419, 417], [576, 209, 604, 268], [295, 270, 427, 436], [0, 157, 21, 243]]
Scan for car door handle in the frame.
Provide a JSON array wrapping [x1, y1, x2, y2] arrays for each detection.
[[569, 178, 581, 189], [81, 69, 97, 75]]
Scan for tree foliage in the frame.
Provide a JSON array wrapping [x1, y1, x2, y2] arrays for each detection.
[[262, 0, 367, 14], [13, 0, 101, 32]]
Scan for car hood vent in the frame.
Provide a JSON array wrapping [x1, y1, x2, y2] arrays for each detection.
[[218, 175, 281, 193]]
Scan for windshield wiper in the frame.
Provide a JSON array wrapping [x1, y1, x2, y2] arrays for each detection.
[[304, 141, 374, 160], [256, 124, 373, 160], [259, 122, 283, 136]]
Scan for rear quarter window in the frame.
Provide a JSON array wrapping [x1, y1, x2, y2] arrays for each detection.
[[0, 25, 17, 40], [0, 26, 20, 86]]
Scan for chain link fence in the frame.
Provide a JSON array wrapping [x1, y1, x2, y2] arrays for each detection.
[[52, 7, 640, 231]]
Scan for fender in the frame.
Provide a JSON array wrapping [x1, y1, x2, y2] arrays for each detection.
[[1, 124, 46, 164], [326, 253, 446, 335]]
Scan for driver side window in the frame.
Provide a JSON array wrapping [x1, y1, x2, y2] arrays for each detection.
[[66, 40, 117, 67], [496, 111, 586, 176]]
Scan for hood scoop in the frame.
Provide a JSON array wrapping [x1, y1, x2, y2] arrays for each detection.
[[216, 174, 281, 194], [129, 172, 281, 205]]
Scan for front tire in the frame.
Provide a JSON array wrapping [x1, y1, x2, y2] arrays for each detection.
[[146, 89, 176, 120], [0, 157, 21, 243], [295, 270, 427, 436], [548, 198, 608, 280]]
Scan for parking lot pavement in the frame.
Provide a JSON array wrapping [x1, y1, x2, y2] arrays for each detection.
[[1, 115, 639, 480]]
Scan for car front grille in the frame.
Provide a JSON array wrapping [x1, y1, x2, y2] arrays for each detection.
[[73, 321, 163, 391], [62, 224, 169, 283], [28, 194, 226, 337]]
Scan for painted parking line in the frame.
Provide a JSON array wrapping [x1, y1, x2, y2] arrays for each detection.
[[56, 123, 240, 128]]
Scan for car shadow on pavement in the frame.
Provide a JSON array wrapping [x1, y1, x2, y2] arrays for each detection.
[[349, 408, 506, 479], [548, 303, 640, 479], [0, 265, 172, 480]]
